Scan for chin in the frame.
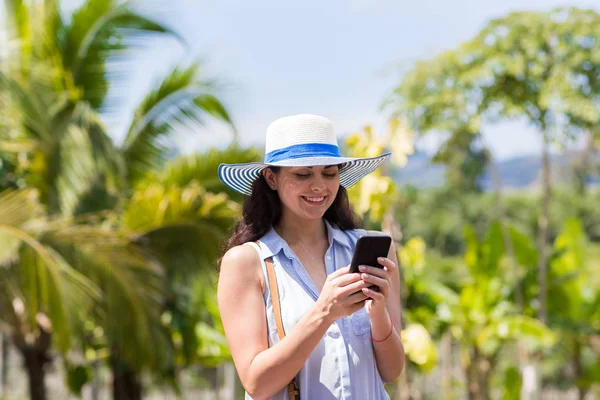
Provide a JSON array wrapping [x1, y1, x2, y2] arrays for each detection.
[[302, 206, 332, 220]]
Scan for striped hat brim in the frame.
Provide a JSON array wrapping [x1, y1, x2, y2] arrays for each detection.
[[218, 153, 391, 196]]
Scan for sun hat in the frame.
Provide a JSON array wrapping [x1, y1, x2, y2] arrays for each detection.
[[218, 114, 391, 196]]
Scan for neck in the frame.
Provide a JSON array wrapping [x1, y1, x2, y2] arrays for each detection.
[[275, 213, 328, 246]]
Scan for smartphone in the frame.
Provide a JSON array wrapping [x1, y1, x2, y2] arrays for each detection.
[[349, 234, 392, 274]]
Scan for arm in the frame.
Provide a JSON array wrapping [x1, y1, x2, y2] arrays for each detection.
[[218, 245, 367, 399], [361, 233, 405, 383]]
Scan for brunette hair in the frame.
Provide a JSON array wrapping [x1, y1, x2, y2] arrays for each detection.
[[220, 167, 362, 262]]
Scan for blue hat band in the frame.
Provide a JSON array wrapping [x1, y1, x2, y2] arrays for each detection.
[[265, 143, 340, 163]]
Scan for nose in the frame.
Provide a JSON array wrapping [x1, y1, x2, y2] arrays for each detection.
[[310, 175, 327, 192]]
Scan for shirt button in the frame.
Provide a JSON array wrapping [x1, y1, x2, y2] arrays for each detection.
[[326, 255, 331, 260]]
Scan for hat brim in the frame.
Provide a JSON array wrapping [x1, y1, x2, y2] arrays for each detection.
[[218, 153, 391, 196]]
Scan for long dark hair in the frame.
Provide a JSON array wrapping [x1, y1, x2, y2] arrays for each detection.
[[221, 167, 363, 259]]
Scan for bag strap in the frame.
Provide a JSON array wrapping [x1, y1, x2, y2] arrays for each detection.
[[256, 241, 300, 400], [265, 255, 286, 340]]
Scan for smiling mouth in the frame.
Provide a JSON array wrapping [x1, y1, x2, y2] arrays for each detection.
[[302, 196, 326, 205]]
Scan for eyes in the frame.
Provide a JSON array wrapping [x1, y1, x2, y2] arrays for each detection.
[[294, 169, 338, 179]]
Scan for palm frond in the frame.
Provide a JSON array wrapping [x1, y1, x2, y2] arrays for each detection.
[[0, 189, 100, 352], [0, 139, 38, 152], [124, 183, 239, 278], [0, 72, 54, 143], [49, 125, 99, 215], [156, 145, 261, 202], [2, 87, 124, 216], [0, 188, 40, 265], [123, 182, 239, 232], [39, 224, 170, 369], [63, 0, 183, 109], [3, 0, 32, 66], [122, 63, 235, 183]]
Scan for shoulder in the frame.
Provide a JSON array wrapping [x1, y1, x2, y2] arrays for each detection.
[[219, 245, 264, 292], [221, 244, 260, 269]]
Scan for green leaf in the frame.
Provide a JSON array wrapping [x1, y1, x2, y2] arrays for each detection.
[[483, 220, 504, 276], [476, 315, 556, 355], [503, 366, 522, 400], [463, 225, 480, 273], [509, 225, 538, 268], [122, 64, 234, 183], [0, 189, 40, 265], [64, 0, 183, 108], [0, 199, 100, 352]]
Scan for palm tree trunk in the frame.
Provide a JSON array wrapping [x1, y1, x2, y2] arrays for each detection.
[[537, 133, 551, 324], [16, 328, 52, 400], [20, 344, 50, 400], [0, 334, 8, 396], [573, 339, 588, 400], [111, 346, 142, 400], [466, 348, 492, 400]]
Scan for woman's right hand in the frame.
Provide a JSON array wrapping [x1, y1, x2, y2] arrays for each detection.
[[315, 266, 369, 323]]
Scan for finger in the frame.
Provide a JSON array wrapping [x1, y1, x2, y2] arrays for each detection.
[[358, 265, 388, 279], [362, 287, 385, 301], [377, 257, 397, 272], [331, 272, 362, 287], [360, 273, 389, 294], [338, 278, 370, 296], [328, 265, 351, 280], [348, 289, 369, 304]]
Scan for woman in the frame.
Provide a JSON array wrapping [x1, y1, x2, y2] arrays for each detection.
[[217, 114, 404, 399]]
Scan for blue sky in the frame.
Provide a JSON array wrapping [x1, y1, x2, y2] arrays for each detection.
[[72, 0, 599, 160]]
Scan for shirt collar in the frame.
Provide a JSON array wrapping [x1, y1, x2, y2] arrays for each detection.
[[256, 228, 285, 259], [324, 219, 353, 250], [259, 219, 353, 259]]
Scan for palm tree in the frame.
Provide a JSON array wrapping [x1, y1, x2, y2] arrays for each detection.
[[116, 146, 259, 396], [0, 189, 100, 400], [1, 0, 238, 398]]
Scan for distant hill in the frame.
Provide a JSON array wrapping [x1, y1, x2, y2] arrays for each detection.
[[391, 152, 599, 190]]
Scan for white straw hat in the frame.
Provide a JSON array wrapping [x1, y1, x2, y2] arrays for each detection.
[[218, 114, 391, 195]]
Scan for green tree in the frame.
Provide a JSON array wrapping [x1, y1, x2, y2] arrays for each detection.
[[431, 129, 489, 193], [538, 220, 600, 399], [0, 0, 236, 398], [0, 188, 93, 400], [113, 146, 259, 396], [388, 7, 600, 327], [0, 188, 161, 400], [444, 222, 554, 400]]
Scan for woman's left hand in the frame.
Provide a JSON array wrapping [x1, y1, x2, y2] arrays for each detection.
[[358, 257, 396, 318]]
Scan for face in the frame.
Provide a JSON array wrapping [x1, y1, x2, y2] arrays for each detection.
[[263, 165, 340, 221]]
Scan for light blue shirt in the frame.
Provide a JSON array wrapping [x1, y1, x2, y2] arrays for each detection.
[[245, 219, 390, 400]]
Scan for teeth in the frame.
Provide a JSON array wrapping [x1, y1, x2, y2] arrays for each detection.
[[304, 196, 324, 202]]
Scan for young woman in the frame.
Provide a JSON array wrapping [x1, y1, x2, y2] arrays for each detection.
[[217, 114, 404, 399]]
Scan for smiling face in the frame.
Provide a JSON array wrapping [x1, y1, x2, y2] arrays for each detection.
[[263, 165, 341, 221]]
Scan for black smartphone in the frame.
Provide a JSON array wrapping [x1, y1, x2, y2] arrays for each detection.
[[349, 235, 392, 274]]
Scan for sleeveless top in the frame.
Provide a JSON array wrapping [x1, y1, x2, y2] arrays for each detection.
[[244, 220, 390, 400]]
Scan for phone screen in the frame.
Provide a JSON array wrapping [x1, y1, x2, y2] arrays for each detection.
[[349, 235, 392, 274]]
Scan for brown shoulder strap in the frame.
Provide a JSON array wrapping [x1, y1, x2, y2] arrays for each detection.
[[265, 254, 286, 340], [256, 241, 300, 400]]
